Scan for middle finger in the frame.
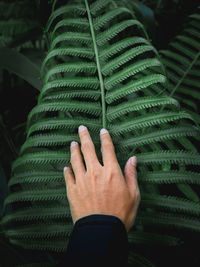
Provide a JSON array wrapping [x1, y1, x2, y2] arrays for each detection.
[[78, 125, 100, 170]]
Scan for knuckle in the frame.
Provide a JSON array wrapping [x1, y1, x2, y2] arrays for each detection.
[[110, 166, 119, 176], [88, 168, 99, 178]]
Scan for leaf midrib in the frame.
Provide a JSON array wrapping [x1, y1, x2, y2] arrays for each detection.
[[85, 0, 106, 128]]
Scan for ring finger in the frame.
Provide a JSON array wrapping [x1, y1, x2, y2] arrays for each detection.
[[70, 141, 86, 179]]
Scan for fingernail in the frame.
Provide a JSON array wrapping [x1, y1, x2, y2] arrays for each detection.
[[100, 128, 108, 135], [71, 141, 78, 147], [79, 125, 87, 133], [130, 156, 137, 166], [64, 166, 68, 173]]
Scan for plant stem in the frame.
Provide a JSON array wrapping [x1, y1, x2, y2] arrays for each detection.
[[85, 0, 106, 129]]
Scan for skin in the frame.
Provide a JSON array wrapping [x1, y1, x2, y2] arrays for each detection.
[[63, 125, 141, 232]]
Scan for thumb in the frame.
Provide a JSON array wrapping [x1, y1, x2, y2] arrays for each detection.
[[124, 156, 138, 194]]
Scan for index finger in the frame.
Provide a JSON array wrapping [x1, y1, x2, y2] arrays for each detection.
[[100, 128, 119, 166]]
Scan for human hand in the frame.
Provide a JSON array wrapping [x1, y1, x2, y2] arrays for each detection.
[[63, 125, 140, 232]]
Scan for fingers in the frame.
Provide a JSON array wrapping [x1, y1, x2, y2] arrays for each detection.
[[70, 141, 86, 178], [78, 125, 100, 170], [100, 128, 119, 166], [64, 166, 75, 191], [124, 156, 139, 196]]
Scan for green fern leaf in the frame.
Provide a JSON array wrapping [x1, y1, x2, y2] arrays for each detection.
[[12, 151, 69, 173], [99, 36, 150, 61], [139, 170, 200, 185], [45, 4, 86, 33], [141, 193, 200, 215], [137, 150, 200, 165], [27, 117, 101, 138], [45, 62, 97, 83], [1, 205, 71, 226], [107, 96, 179, 121], [4, 188, 66, 206], [41, 47, 94, 77], [102, 45, 155, 76], [97, 19, 144, 46], [52, 18, 89, 36], [109, 111, 194, 135], [128, 231, 182, 246], [105, 58, 161, 90], [159, 9, 200, 124], [137, 211, 200, 232], [27, 100, 101, 128], [8, 171, 63, 186], [42, 90, 100, 102], [50, 32, 91, 50], [119, 126, 199, 150], [90, 0, 110, 15], [93, 7, 132, 30], [106, 74, 166, 103]]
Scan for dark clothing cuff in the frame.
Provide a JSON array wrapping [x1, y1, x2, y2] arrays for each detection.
[[58, 214, 128, 266]]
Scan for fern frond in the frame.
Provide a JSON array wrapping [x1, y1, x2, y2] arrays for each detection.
[[27, 100, 101, 127], [128, 231, 182, 246], [50, 32, 91, 50], [39, 77, 99, 101], [137, 150, 200, 165], [45, 62, 97, 83], [4, 223, 72, 239], [20, 134, 77, 154], [9, 238, 68, 252], [105, 58, 161, 90], [102, 45, 154, 76], [93, 7, 132, 30], [42, 90, 100, 102], [107, 96, 179, 121], [139, 170, 200, 185], [41, 47, 94, 77], [1, 205, 71, 226], [109, 111, 193, 135], [97, 19, 144, 46], [8, 171, 63, 186], [12, 151, 69, 173], [106, 74, 166, 103], [137, 211, 200, 232], [119, 126, 199, 150], [3, 0, 200, 258], [90, 0, 110, 15], [159, 9, 200, 124], [4, 188, 66, 205], [99, 36, 150, 61], [52, 18, 89, 36], [27, 117, 101, 137], [45, 4, 86, 33], [141, 194, 200, 215]]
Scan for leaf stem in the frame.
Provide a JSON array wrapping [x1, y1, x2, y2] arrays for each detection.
[[85, 0, 106, 129]]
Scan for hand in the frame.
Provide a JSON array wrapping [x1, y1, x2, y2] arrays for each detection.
[[63, 125, 140, 232]]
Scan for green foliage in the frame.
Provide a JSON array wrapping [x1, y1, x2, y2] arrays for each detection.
[[0, 0, 200, 266], [159, 8, 200, 124]]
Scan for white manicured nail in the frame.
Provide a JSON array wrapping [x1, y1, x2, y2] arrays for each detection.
[[64, 167, 68, 173], [100, 128, 108, 135], [71, 141, 78, 147], [79, 125, 87, 133], [130, 156, 137, 166]]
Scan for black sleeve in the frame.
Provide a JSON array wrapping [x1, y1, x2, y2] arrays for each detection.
[[57, 214, 128, 267]]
